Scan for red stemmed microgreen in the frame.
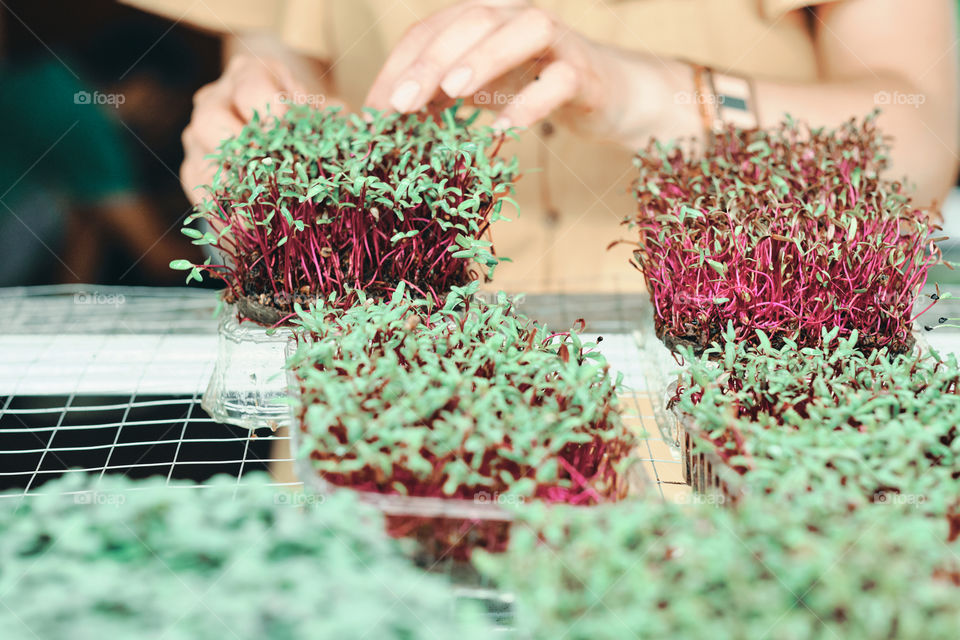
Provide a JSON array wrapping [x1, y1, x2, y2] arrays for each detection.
[[171, 104, 519, 324], [287, 283, 638, 558], [672, 325, 960, 516], [474, 487, 960, 639], [628, 114, 941, 353]]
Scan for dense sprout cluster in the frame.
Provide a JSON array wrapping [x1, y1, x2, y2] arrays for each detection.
[[172, 105, 518, 324], [287, 285, 638, 556], [630, 115, 940, 354], [150, 95, 960, 633], [474, 497, 960, 640], [671, 328, 960, 524], [672, 328, 960, 534], [0, 474, 489, 640]]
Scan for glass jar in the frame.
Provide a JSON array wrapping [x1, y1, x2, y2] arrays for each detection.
[[201, 310, 294, 430]]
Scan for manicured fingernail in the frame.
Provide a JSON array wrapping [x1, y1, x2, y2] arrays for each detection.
[[441, 66, 473, 97], [389, 80, 420, 112], [492, 117, 511, 131]]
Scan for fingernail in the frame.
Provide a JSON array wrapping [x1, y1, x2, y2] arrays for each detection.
[[441, 66, 473, 97], [389, 79, 420, 112], [491, 117, 511, 131]]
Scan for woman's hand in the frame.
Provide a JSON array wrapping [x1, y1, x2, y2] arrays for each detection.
[[365, 0, 683, 142], [180, 50, 308, 206]]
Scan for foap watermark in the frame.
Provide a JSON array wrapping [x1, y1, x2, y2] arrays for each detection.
[[874, 90, 926, 108], [474, 491, 526, 506], [472, 291, 526, 307], [674, 91, 726, 106], [670, 290, 737, 307], [74, 90, 126, 108], [438, 141, 480, 155], [672, 491, 727, 506], [74, 491, 126, 506], [474, 90, 523, 106], [274, 491, 326, 508], [875, 491, 926, 507], [671, 287, 912, 310], [277, 91, 326, 108], [74, 291, 126, 307]]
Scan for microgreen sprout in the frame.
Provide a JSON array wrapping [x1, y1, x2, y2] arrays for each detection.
[[172, 104, 519, 324], [672, 324, 960, 521], [475, 495, 960, 639], [0, 473, 490, 638], [287, 283, 638, 557], [629, 114, 941, 354]]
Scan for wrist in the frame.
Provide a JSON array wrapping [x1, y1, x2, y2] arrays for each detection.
[[690, 65, 761, 133], [602, 50, 702, 148]]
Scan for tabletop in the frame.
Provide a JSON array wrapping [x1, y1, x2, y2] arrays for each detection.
[[0, 284, 688, 501]]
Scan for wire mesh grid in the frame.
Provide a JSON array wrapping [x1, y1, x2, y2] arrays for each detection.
[[0, 284, 687, 502]]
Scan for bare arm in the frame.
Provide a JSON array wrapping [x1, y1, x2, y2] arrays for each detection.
[[753, 0, 959, 205]]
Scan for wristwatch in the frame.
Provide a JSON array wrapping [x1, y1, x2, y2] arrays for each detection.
[[691, 64, 760, 133]]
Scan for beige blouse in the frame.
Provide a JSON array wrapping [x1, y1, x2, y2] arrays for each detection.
[[123, 0, 826, 293]]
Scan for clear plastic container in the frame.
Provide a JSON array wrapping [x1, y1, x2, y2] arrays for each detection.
[[284, 321, 649, 626], [668, 327, 930, 500], [201, 310, 295, 430], [286, 382, 649, 558], [666, 380, 739, 499]]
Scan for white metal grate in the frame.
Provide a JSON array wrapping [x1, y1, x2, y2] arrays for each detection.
[[0, 284, 685, 501]]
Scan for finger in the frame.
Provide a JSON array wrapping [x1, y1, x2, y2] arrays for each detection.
[[192, 79, 225, 109], [180, 156, 216, 206], [494, 59, 579, 129], [184, 104, 244, 156], [439, 8, 556, 98], [380, 5, 507, 112], [181, 101, 244, 207], [229, 59, 299, 121], [365, 7, 465, 110]]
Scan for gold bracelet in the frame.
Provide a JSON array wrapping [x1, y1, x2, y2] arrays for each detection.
[[690, 64, 718, 135]]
